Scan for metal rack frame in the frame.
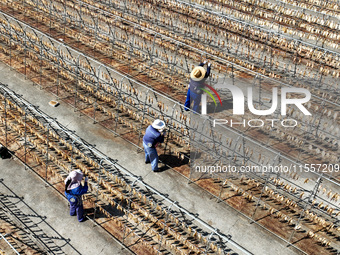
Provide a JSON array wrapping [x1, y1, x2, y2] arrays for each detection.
[[0, 84, 251, 255], [0, 7, 338, 175], [0, 179, 81, 254], [0, 1, 339, 252]]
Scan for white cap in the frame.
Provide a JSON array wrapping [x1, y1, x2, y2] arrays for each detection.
[[69, 170, 83, 182], [152, 119, 166, 130]]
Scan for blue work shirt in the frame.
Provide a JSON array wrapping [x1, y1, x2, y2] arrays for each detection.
[[143, 125, 164, 148], [65, 183, 88, 205]]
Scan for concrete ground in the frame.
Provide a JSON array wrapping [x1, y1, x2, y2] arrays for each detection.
[[0, 61, 302, 255], [0, 159, 132, 255]]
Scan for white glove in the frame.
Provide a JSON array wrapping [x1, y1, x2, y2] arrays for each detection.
[[64, 176, 71, 184], [85, 177, 88, 182], [203, 60, 207, 65]]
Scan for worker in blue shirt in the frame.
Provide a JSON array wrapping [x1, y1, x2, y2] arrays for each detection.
[[64, 170, 88, 222], [184, 61, 211, 113], [143, 119, 166, 172]]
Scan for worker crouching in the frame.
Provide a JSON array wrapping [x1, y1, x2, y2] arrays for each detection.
[[143, 119, 166, 172], [64, 170, 88, 222]]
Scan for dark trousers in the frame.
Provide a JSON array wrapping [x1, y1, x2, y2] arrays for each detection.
[[184, 88, 201, 113], [69, 197, 84, 222], [143, 142, 159, 171]]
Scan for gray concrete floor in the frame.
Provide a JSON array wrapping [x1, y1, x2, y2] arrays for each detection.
[[0, 61, 302, 255], [0, 159, 132, 255]]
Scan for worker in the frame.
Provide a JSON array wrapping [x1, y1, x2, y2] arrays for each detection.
[[143, 119, 166, 172], [184, 61, 211, 113], [64, 170, 88, 222]]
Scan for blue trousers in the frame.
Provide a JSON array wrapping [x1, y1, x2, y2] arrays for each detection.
[[184, 88, 201, 113], [143, 142, 159, 171], [69, 197, 84, 222]]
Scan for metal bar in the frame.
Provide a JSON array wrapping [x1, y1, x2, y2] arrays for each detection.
[[21, 1, 340, 107], [0, 233, 21, 255], [0, 84, 252, 255]]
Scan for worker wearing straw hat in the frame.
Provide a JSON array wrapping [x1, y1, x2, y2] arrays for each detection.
[[184, 61, 211, 113], [143, 119, 166, 172], [64, 170, 88, 222]]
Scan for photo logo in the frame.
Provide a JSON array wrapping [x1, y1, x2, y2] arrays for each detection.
[[202, 84, 312, 116], [199, 84, 222, 107]]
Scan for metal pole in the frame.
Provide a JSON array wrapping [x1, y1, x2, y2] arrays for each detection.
[[137, 89, 150, 148], [4, 91, 8, 147], [93, 158, 106, 220], [45, 123, 50, 181], [0, 233, 21, 255], [24, 106, 28, 168]]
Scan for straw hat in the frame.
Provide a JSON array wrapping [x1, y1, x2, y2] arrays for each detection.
[[190, 66, 206, 81], [152, 119, 166, 131]]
